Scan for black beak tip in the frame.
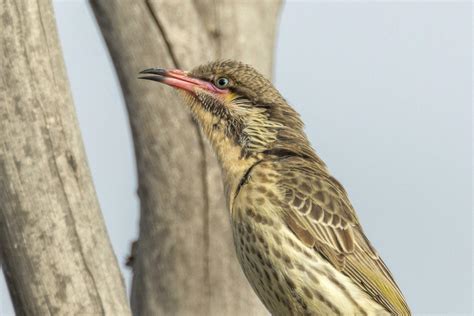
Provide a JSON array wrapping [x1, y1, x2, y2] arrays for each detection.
[[139, 68, 167, 75]]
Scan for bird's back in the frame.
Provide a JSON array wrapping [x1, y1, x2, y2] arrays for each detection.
[[231, 157, 410, 315]]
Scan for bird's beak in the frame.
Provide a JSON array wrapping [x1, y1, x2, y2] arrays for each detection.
[[139, 68, 223, 94]]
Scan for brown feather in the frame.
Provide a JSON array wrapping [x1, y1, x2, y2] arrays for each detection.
[[277, 157, 410, 314], [284, 212, 316, 248]]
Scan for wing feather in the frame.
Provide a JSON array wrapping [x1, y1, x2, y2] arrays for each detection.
[[276, 158, 410, 315]]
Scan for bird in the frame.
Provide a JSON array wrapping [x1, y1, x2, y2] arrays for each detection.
[[139, 60, 410, 315]]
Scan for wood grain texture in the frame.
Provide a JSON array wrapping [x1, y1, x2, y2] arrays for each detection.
[[90, 0, 281, 315], [0, 1, 131, 315]]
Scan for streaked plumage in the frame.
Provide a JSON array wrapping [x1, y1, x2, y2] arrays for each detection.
[[140, 60, 410, 315]]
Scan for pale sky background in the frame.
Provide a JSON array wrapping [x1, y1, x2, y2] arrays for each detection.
[[1, 1, 472, 315]]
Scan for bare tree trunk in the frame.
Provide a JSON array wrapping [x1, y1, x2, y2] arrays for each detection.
[[91, 1, 281, 315], [0, 1, 131, 315]]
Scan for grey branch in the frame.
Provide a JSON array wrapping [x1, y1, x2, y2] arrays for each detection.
[[0, 0, 131, 315], [90, 0, 281, 315]]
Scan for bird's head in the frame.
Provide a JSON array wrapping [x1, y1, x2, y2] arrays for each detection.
[[140, 60, 318, 190]]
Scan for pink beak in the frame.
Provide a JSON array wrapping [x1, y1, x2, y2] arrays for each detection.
[[139, 68, 225, 94]]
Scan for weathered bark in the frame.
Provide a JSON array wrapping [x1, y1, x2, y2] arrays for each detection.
[[91, 0, 281, 315], [0, 1, 131, 315]]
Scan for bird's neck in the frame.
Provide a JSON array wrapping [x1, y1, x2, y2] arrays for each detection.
[[206, 131, 261, 210]]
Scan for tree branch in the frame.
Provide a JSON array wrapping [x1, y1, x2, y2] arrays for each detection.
[[91, 1, 281, 314], [0, 1, 131, 314]]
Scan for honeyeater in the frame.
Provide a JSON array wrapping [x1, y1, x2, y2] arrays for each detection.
[[139, 60, 410, 315]]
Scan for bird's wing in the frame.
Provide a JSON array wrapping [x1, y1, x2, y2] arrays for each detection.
[[276, 159, 410, 315]]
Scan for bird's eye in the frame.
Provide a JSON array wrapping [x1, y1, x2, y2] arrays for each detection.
[[215, 77, 229, 88]]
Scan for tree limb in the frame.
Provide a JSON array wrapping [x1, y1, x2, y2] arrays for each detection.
[[91, 1, 281, 314], [0, 1, 131, 314]]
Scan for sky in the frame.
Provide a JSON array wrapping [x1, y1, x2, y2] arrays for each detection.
[[1, 1, 472, 315]]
